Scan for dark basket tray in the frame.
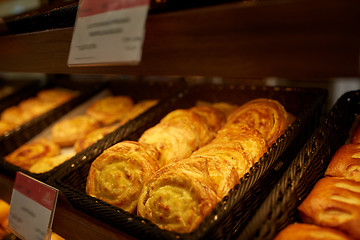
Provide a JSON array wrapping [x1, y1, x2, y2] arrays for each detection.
[[0, 77, 186, 182], [49, 83, 327, 240], [236, 90, 360, 240]]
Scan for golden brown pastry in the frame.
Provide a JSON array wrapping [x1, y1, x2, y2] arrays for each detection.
[[137, 157, 219, 233], [274, 223, 354, 240], [5, 138, 60, 170], [86, 141, 159, 213], [86, 96, 134, 125], [298, 177, 360, 239], [213, 123, 267, 165], [36, 88, 75, 106], [189, 105, 226, 132], [19, 97, 56, 118], [119, 99, 158, 125], [325, 144, 360, 182], [74, 124, 120, 153], [226, 98, 288, 147], [0, 120, 14, 135], [51, 115, 100, 147], [188, 155, 239, 199], [138, 109, 215, 167], [29, 153, 74, 174], [0, 105, 33, 126]]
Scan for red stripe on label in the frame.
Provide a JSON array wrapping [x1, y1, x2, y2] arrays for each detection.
[[78, 0, 150, 17], [14, 172, 56, 211]]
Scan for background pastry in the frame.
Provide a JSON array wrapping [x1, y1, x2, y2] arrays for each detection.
[[29, 153, 74, 174], [0, 121, 14, 135], [86, 95, 134, 125], [137, 158, 219, 233], [298, 177, 360, 239], [36, 88, 75, 106], [119, 99, 158, 125], [86, 141, 159, 213], [5, 138, 60, 170], [51, 115, 100, 147]]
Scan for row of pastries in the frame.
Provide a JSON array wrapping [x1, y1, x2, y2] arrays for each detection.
[[4, 94, 158, 174], [86, 98, 294, 233], [274, 121, 360, 240]]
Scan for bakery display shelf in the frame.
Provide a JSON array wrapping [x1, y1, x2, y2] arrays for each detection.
[[0, 77, 186, 182], [0, 0, 359, 78], [48, 84, 327, 240], [237, 90, 360, 239]]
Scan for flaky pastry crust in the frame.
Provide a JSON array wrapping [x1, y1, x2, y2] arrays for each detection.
[[86, 141, 159, 213]]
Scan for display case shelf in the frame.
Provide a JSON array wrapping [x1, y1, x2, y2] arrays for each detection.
[[0, 0, 359, 78]]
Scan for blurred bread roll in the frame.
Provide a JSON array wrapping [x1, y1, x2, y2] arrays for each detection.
[[74, 124, 120, 153], [5, 138, 60, 170], [36, 88, 75, 106], [87, 141, 159, 213], [298, 177, 360, 239], [325, 143, 360, 182], [1, 105, 33, 126], [0, 121, 14, 135], [137, 158, 219, 233], [120, 99, 158, 125], [86, 96, 134, 125], [29, 153, 74, 174], [51, 115, 100, 147]]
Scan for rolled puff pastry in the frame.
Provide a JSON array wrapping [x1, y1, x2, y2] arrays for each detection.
[[189, 105, 226, 132], [298, 177, 360, 239], [214, 123, 267, 165], [188, 155, 239, 199], [1, 106, 33, 126], [51, 115, 100, 147], [86, 141, 159, 213], [325, 144, 360, 182], [138, 109, 214, 167], [274, 223, 354, 240], [86, 95, 134, 125], [137, 158, 219, 233], [226, 98, 288, 147], [5, 138, 60, 170]]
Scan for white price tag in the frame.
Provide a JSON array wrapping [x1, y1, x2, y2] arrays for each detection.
[[8, 172, 59, 240], [68, 0, 150, 66]]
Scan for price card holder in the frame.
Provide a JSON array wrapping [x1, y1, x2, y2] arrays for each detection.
[[8, 172, 59, 240], [68, 0, 150, 66]]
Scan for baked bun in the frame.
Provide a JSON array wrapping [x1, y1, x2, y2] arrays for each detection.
[[190, 105, 226, 132], [29, 153, 74, 173], [120, 99, 158, 125], [19, 97, 56, 118], [226, 98, 288, 147], [298, 177, 360, 239], [5, 138, 60, 170], [86, 141, 159, 213], [86, 96, 134, 125], [51, 115, 100, 147], [274, 223, 353, 240], [74, 124, 119, 153], [325, 144, 360, 181], [137, 158, 219, 233]]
